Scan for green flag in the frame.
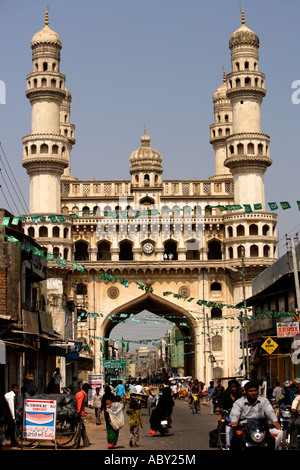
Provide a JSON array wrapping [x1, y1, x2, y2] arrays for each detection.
[[268, 202, 278, 211], [297, 201, 300, 211], [1, 217, 10, 226], [243, 204, 252, 213], [280, 201, 291, 210], [254, 203, 262, 210]]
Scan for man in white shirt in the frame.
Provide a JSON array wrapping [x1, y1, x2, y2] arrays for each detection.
[[134, 383, 143, 394], [4, 383, 19, 447]]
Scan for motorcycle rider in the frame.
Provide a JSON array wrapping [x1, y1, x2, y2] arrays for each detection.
[[214, 379, 241, 448], [149, 386, 174, 435], [229, 380, 282, 449]]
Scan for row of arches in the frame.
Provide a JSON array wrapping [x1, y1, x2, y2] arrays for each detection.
[[227, 244, 274, 259], [228, 76, 264, 89], [75, 239, 222, 261], [27, 76, 64, 90], [28, 225, 69, 239], [227, 223, 274, 238], [24, 143, 66, 157], [228, 141, 268, 156]]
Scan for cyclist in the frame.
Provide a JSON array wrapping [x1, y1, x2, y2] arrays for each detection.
[[189, 379, 202, 407]]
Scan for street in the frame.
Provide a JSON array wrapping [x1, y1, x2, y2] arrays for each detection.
[[82, 397, 219, 451]]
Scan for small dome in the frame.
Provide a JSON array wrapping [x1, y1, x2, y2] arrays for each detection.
[[229, 10, 259, 49], [31, 9, 62, 48], [213, 69, 229, 101], [129, 131, 163, 164]]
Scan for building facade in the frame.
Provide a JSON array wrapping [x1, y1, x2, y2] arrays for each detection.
[[20, 10, 278, 385]]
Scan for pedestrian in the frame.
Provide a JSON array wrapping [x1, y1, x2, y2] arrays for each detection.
[[290, 383, 300, 449], [75, 383, 91, 447], [126, 398, 144, 447], [92, 387, 102, 425], [215, 379, 225, 398], [53, 368, 62, 393], [115, 381, 126, 402], [101, 385, 115, 425], [105, 400, 123, 448], [4, 384, 19, 448], [133, 383, 143, 394], [207, 381, 216, 415], [272, 381, 283, 403]]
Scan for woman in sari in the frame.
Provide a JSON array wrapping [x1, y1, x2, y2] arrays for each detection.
[[105, 400, 119, 448], [101, 385, 118, 448]]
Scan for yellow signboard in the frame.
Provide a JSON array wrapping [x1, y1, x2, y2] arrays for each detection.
[[261, 337, 278, 355]]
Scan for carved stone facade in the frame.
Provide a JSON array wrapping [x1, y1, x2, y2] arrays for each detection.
[[21, 10, 278, 383]]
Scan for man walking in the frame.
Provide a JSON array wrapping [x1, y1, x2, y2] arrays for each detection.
[[4, 384, 19, 448], [75, 383, 91, 447]]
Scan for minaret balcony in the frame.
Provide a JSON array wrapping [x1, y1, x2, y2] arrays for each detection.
[[26, 72, 66, 101]]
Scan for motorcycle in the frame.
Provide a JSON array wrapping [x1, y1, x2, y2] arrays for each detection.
[[216, 409, 230, 449], [230, 418, 276, 451], [277, 404, 292, 449]]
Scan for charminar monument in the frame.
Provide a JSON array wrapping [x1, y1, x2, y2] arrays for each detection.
[[20, 9, 277, 386]]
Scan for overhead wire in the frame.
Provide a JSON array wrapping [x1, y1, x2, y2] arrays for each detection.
[[0, 141, 29, 214]]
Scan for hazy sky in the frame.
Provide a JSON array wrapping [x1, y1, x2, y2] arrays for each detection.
[[2, 0, 300, 346], [1, 0, 300, 256]]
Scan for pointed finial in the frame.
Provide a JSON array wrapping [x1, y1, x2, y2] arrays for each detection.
[[45, 7, 49, 26], [223, 67, 226, 84], [241, 7, 245, 25]]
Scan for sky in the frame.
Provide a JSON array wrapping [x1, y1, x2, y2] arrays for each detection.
[[0, 0, 300, 256]]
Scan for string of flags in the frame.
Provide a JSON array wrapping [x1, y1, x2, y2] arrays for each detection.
[[1, 200, 300, 228]]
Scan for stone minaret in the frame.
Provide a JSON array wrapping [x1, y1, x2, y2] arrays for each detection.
[[224, 9, 272, 208], [22, 9, 69, 214], [210, 68, 233, 179]]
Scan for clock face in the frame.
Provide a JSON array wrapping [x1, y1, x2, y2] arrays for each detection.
[[143, 242, 154, 254]]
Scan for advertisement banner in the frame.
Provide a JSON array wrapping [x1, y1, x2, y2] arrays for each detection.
[[23, 399, 57, 441], [277, 322, 299, 337], [88, 374, 104, 406]]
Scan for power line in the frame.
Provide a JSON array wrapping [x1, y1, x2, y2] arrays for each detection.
[[0, 141, 29, 214]]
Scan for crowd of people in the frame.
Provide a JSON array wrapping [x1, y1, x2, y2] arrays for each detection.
[[208, 377, 300, 450], [1, 374, 300, 450]]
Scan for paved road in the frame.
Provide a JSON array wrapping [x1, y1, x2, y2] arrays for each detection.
[[84, 397, 219, 451]]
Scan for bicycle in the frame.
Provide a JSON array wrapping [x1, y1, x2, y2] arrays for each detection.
[[189, 394, 201, 414]]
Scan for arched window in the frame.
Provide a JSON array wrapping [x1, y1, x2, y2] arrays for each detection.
[[212, 334, 222, 351], [228, 246, 233, 259], [75, 241, 89, 261], [237, 225, 245, 237], [250, 245, 259, 257], [164, 240, 177, 260], [97, 241, 111, 260], [249, 224, 258, 236], [39, 226, 48, 237], [119, 240, 133, 260], [210, 282, 222, 292], [53, 226, 60, 238], [208, 240, 222, 260], [263, 225, 270, 236], [227, 226, 233, 238], [40, 143, 48, 153], [211, 308, 222, 319], [263, 245, 270, 257]]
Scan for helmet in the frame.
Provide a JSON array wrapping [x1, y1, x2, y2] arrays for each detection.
[[293, 377, 300, 385], [284, 380, 292, 387]]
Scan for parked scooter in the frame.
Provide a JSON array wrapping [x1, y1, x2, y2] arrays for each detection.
[[230, 418, 276, 451]]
